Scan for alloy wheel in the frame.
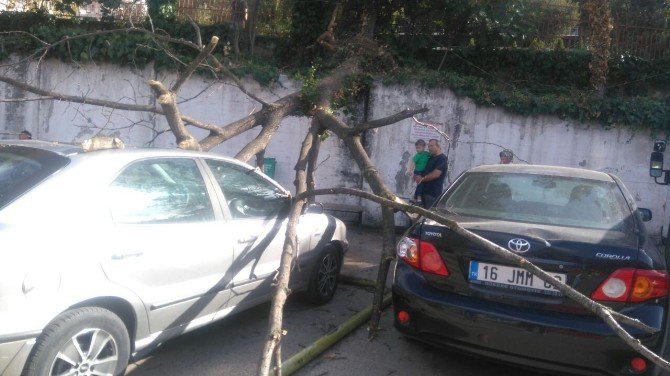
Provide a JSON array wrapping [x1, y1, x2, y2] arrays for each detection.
[[48, 328, 119, 376]]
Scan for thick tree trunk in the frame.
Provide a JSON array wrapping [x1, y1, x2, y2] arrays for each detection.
[[583, 0, 613, 98]]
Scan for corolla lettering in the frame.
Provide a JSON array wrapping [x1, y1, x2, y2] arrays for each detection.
[[595, 252, 631, 261]]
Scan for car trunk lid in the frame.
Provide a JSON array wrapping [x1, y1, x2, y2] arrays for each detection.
[[416, 215, 640, 313]]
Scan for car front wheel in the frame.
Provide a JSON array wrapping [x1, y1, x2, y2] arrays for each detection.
[[23, 307, 130, 376], [306, 244, 341, 305]]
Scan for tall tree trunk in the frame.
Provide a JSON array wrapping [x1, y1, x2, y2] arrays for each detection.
[[583, 0, 613, 98], [247, 0, 261, 56]]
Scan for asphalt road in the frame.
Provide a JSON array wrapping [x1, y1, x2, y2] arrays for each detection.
[[125, 229, 543, 376]]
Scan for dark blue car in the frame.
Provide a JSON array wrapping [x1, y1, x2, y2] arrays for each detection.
[[393, 164, 669, 376]]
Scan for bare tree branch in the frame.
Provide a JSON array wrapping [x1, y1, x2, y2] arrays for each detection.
[[257, 124, 319, 376], [171, 36, 219, 93], [149, 80, 200, 150], [0, 96, 54, 103], [0, 74, 158, 113], [352, 107, 428, 134], [315, 109, 395, 199], [207, 56, 280, 109], [198, 111, 265, 151], [235, 110, 283, 162], [186, 15, 203, 48]]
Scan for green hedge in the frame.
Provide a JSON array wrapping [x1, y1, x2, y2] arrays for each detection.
[[1, 11, 668, 131], [386, 68, 669, 131], [401, 47, 670, 96]]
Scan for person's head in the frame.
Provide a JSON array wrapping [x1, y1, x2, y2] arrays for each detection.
[[427, 139, 441, 156], [19, 130, 32, 140], [499, 149, 513, 164], [415, 139, 426, 153]]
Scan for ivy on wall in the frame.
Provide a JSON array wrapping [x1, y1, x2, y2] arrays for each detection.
[[1, 11, 668, 132], [386, 68, 669, 132]]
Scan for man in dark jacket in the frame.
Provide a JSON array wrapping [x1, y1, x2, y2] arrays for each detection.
[[414, 139, 448, 208]]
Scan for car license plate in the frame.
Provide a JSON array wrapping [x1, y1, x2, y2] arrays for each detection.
[[469, 261, 566, 296]]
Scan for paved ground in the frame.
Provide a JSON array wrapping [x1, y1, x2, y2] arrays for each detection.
[[125, 228, 543, 376]]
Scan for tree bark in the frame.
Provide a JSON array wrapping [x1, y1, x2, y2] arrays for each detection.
[[148, 81, 201, 150], [368, 205, 395, 339], [583, 0, 613, 98], [235, 100, 297, 162], [257, 123, 320, 376], [305, 119, 323, 203]]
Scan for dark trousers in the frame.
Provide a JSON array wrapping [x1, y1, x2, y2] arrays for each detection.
[[422, 194, 438, 209]]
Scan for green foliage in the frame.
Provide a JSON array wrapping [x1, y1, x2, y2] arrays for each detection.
[[297, 65, 319, 114], [385, 68, 670, 131], [332, 73, 374, 116], [229, 57, 279, 87], [0, 10, 233, 73]]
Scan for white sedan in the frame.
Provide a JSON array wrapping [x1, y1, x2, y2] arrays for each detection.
[[0, 140, 348, 376]]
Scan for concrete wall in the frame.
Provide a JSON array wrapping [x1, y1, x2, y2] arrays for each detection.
[[366, 83, 669, 239], [2, 60, 668, 238]]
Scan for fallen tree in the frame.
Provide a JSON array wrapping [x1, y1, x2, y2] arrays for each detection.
[[1, 9, 670, 376]]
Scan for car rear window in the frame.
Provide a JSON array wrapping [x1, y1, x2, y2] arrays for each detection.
[[439, 172, 635, 231], [0, 145, 70, 209]]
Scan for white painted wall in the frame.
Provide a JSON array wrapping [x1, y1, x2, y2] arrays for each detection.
[[366, 83, 669, 240], [1, 60, 668, 239]]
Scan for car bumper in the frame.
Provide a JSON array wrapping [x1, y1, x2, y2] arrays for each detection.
[[0, 332, 39, 376], [392, 262, 667, 376]]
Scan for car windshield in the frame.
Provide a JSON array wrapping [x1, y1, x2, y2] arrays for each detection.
[[438, 172, 634, 231], [0, 145, 70, 209]]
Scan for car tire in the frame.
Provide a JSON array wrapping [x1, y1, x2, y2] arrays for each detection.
[[306, 244, 341, 305], [23, 307, 130, 376]]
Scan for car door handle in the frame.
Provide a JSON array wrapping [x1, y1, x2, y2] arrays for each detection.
[[238, 236, 258, 244], [111, 252, 144, 260]]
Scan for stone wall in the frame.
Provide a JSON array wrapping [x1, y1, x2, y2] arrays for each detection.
[[2, 60, 667, 238]]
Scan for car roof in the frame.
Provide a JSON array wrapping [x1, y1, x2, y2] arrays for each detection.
[[1, 140, 82, 155], [0, 140, 255, 171], [468, 164, 614, 182]]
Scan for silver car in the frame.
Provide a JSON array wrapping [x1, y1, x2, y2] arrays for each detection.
[[0, 140, 348, 376]]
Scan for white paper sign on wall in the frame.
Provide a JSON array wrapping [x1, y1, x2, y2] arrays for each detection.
[[410, 122, 442, 143]]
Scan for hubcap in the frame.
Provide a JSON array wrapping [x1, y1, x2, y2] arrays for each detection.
[[318, 253, 338, 297], [49, 328, 119, 376]]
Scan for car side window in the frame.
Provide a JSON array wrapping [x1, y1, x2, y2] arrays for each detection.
[[109, 158, 215, 224], [205, 159, 289, 219]]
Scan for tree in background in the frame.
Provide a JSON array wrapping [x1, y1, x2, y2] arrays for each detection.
[[583, 0, 613, 98]]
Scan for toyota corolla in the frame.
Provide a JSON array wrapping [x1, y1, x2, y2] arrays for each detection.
[[393, 164, 668, 376]]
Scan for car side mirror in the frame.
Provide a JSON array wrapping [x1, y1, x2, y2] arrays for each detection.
[[638, 208, 652, 222], [303, 202, 324, 214], [650, 151, 664, 178]]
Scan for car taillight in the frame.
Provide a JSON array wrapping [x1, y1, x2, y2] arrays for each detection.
[[396, 237, 449, 277], [592, 268, 668, 303]]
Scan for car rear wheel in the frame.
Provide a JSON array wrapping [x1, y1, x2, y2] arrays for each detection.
[[306, 244, 341, 305], [23, 307, 130, 376]]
